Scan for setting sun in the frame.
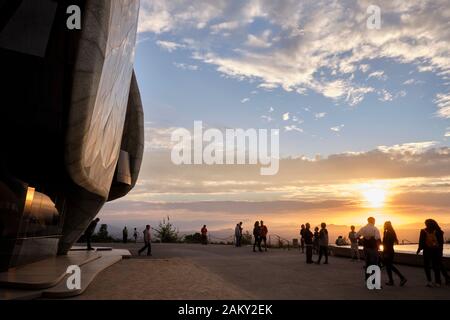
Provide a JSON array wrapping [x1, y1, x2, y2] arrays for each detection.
[[362, 186, 387, 208]]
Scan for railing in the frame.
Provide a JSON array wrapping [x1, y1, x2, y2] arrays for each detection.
[[269, 234, 291, 250]]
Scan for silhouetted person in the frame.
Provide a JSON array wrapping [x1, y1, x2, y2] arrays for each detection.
[[260, 220, 268, 251], [335, 235, 346, 246], [349, 225, 360, 261], [133, 227, 138, 243], [201, 225, 208, 245], [383, 221, 407, 286], [357, 217, 381, 281], [313, 227, 320, 254], [253, 221, 262, 252], [299, 224, 306, 253], [84, 218, 99, 250], [123, 226, 128, 243], [316, 222, 329, 264], [304, 223, 314, 263], [235, 222, 243, 247], [417, 219, 447, 287], [138, 225, 152, 256]]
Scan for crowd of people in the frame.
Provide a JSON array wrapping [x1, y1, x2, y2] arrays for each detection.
[[298, 217, 450, 287], [83, 216, 449, 287]]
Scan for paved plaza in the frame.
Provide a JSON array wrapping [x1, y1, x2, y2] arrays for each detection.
[[74, 243, 450, 300]]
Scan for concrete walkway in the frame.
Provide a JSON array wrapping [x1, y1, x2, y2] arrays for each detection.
[[75, 243, 450, 300]]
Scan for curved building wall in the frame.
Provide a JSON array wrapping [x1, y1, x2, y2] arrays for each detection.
[[108, 71, 145, 201], [65, 0, 140, 199]]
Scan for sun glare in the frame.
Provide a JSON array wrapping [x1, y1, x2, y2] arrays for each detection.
[[362, 185, 387, 208]]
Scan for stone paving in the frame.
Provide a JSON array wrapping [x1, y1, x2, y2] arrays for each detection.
[[74, 243, 450, 300]]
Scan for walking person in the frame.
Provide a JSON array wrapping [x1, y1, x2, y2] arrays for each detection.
[[356, 217, 381, 281], [304, 223, 314, 264], [84, 218, 99, 250], [383, 221, 407, 286], [138, 225, 152, 256], [348, 225, 360, 261], [133, 227, 138, 243], [313, 226, 320, 255], [235, 223, 242, 247], [416, 219, 447, 287], [253, 221, 262, 252], [201, 225, 208, 245], [260, 220, 268, 251], [316, 222, 329, 264], [122, 226, 128, 244], [299, 224, 306, 253]]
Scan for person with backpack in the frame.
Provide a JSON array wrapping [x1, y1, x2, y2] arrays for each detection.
[[383, 221, 407, 286], [417, 219, 446, 287], [356, 217, 381, 281], [253, 221, 262, 252]]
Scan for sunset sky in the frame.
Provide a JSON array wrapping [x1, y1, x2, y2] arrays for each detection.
[[100, 0, 450, 239]]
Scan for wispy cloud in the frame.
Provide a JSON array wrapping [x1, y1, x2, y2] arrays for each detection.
[[156, 40, 185, 52]]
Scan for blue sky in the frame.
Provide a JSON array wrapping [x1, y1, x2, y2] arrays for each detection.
[[101, 1, 450, 234]]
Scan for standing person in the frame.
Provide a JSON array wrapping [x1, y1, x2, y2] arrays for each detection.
[[316, 222, 329, 264], [260, 220, 268, 251], [253, 221, 262, 252], [133, 227, 138, 243], [313, 227, 320, 255], [356, 217, 381, 280], [349, 225, 360, 261], [304, 223, 314, 264], [122, 226, 128, 244], [383, 221, 407, 286], [138, 225, 152, 256], [201, 225, 208, 245], [84, 218, 99, 250], [416, 219, 446, 287], [299, 224, 306, 253], [235, 223, 242, 247]]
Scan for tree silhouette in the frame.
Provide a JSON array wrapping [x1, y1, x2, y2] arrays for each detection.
[[154, 216, 179, 243]]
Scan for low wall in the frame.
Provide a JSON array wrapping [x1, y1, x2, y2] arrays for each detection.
[[330, 245, 450, 269]]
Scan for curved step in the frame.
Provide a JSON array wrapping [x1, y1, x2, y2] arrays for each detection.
[[42, 255, 122, 298], [0, 251, 101, 289]]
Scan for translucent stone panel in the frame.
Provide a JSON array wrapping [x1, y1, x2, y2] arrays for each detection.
[[66, 1, 139, 198]]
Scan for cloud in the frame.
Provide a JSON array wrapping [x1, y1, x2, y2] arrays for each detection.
[[367, 70, 387, 81], [173, 62, 199, 71], [315, 112, 327, 119], [330, 124, 344, 132], [138, 1, 450, 107], [435, 92, 450, 118], [156, 40, 185, 52], [282, 112, 290, 121], [241, 98, 250, 103], [284, 125, 303, 132], [377, 141, 438, 155], [246, 30, 272, 48], [378, 89, 393, 102], [261, 115, 273, 122]]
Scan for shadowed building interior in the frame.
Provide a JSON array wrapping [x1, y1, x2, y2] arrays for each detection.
[[0, 0, 143, 272]]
